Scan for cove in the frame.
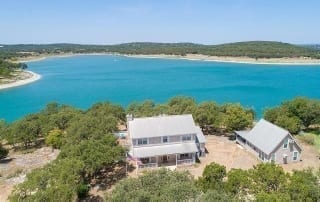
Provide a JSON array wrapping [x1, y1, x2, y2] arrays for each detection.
[[1, 55, 320, 122]]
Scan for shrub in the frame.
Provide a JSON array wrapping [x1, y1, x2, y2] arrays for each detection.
[[0, 144, 8, 159], [77, 183, 89, 198]]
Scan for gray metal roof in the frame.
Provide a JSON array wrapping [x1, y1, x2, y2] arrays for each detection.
[[236, 119, 290, 155], [130, 143, 198, 158], [128, 114, 198, 139], [195, 126, 206, 143]]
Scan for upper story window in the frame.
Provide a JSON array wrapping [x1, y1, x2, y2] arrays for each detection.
[[283, 138, 288, 149], [182, 134, 192, 141], [137, 138, 148, 145], [162, 136, 168, 143]]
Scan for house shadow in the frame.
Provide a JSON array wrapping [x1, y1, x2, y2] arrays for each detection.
[[0, 157, 14, 164]]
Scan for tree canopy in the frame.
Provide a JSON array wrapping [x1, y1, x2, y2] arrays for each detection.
[[107, 169, 200, 201], [264, 97, 320, 134], [1, 41, 319, 60]]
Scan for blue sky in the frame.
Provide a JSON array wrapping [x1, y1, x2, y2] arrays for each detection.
[[0, 0, 319, 44]]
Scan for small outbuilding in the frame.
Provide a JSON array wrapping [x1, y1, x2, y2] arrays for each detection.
[[235, 119, 302, 164]]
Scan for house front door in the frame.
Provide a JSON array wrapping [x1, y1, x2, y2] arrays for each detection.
[[283, 155, 288, 164]]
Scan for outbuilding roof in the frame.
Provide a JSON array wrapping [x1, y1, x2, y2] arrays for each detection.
[[130, 142, 198, 158], [236, 119, 295, 155], [128, 114, 198, 139]]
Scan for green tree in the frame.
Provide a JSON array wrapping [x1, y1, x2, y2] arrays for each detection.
[[255, 192, 290, 202], [225, 168, 250, 196], [10, 158, 84, 201], [197, 162, 226, 192], [287, 169, 320, 201], [194, 101, 221, 132], [8, 114, 42, 149], [249, 163, 288, 194], [283, 97, 320, 128], [107, 169, 200, 201], [222, 104, 254, 131], [167, 96, 197, 115], [45, 128, 65, 149], [200, 190, 235, 202], [274, 115, 301, 134], [59, 135, 125, 177]]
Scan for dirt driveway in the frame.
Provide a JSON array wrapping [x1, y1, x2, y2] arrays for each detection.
[[185, 135, 259, 177], [184, 135, 320, 178]]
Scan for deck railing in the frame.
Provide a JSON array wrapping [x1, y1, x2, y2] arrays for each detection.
[[138, 163, 158, 169], [177, 159, 193, 166]]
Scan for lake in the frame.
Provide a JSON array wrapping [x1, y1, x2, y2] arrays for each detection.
[[1, 55, 320, 122]]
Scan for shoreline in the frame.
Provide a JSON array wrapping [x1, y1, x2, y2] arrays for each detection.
[[0, 70, 41, 91], [15, 53, 320, 65]]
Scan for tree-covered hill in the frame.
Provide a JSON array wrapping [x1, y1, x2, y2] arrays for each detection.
[[1, 41, 319, 59]]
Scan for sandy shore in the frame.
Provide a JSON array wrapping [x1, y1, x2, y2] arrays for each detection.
[[125, 54, 320, 65], [15, 53, 320, 65], [0, 70, 41, 90]]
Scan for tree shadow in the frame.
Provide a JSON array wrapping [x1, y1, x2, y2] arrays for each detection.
[[88, 161, 135, 192]]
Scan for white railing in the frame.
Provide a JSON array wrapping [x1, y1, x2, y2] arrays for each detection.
[[138, 163, 158, 169], [177, 159, 193, 166]]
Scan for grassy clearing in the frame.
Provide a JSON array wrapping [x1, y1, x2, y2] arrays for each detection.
[[298, 132, 320, 153]]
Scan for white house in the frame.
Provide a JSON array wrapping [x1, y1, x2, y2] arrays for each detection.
[[127, 114, 206, 170]]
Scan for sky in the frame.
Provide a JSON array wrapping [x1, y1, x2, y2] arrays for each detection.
[[0, 0, 319, 45]]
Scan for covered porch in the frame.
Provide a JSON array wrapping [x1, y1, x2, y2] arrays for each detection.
[[137, 153, 196, 170], [129, 142, 198, 171]]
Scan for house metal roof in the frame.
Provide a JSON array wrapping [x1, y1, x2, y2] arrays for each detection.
[[236, 119, 292, 155], [128, 114, 198, 139], [130, 142, 199, 158], [195, 126, 206, 143]]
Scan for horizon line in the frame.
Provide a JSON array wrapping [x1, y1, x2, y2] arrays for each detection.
[[0, 40, 319, 46]]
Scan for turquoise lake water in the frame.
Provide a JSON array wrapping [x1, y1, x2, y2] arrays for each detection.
[[1, 55, 320, 122]]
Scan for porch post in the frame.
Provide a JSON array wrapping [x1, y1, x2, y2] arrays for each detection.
[[136, 159, 138, 174], [192, 153, 195, 164], [156, 156, 158, 167], [176, 154, 178, 166]]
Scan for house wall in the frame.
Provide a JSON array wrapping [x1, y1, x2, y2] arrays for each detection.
[[132, 133, 196, 147], [272, 135, 301, 164]]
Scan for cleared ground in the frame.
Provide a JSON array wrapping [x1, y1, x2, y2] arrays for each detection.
[[184, 135, 320, 177], [0, 147, 59, 201], [184, 135, 259, 177]]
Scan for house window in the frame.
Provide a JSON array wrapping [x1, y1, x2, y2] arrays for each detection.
[[140, 157, 149, 164], [271, 153, 276, 162], [293, 151, 298, 161], [180, 153, 189, 158], [162, 136, 168, 143], [182, 134, 192, 141], [283, 138, 288, 149], [137, 138, 148, 145]]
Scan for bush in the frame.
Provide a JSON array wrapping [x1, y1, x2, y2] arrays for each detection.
[[0, 144, 8, 159], [77, 183, 89, 198]]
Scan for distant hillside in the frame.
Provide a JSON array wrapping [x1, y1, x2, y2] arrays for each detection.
[[1, 41, 320, 59], [302, 44, 320, 51]]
